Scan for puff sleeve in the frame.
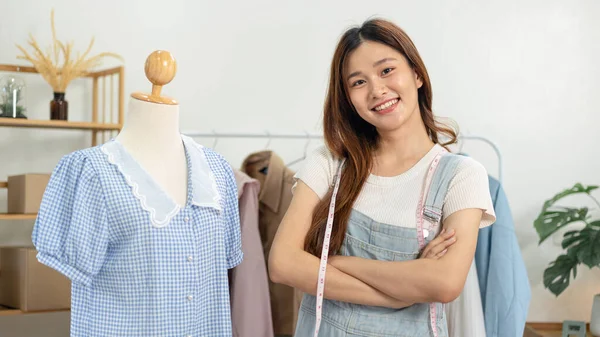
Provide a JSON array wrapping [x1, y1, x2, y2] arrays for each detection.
[[31, 151, 109, 287], [221, 159, 243, 269]]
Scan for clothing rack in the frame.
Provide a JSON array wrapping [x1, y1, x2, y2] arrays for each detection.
[[182, 130, 503, 183], [458, 135, 503, 183], [182, 130, 323, 140]]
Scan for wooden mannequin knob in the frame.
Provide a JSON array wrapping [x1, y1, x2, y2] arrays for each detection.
[[131, 50, 178, 105]]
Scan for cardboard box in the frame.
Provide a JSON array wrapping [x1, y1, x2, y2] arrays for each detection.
[[7, 174, 50, 214], [0, 248, 71, 311]]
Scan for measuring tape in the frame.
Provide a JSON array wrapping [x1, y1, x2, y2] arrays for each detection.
[[415, 149, 446, 337], [313, 150, 446, 337], [313, 160, 344, 337]]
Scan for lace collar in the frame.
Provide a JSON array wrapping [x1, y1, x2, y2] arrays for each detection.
[[101, 135, 222, 228]]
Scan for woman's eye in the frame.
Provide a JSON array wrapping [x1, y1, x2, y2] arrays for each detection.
[[352, 80, 365, 87], [382, 68, 394, 75]]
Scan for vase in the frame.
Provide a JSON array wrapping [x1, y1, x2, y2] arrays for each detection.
[[50, 92, 68, 120], [592, 293, 600, 336]]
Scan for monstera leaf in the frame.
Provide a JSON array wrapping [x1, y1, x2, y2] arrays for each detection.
[[534, 183, 598, 244], [543, 253, 579, 296], [535, 183, 600, 297], [534, 207, 588, 244], [562, 224, 600, 268], [541, 184, 598, 211]]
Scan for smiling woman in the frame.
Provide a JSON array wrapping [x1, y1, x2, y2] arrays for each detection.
[[268, 18, 496, 337], [346, 49, 422, 127]]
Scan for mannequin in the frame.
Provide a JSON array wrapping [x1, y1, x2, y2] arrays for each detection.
[[115, 50, 187, 206], [33, 49, 243, 337]]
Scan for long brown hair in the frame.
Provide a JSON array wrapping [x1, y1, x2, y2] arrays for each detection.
[[303, 18, 458, 257]]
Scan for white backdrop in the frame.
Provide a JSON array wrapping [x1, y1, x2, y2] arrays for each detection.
[[1, 0, 599, 323]]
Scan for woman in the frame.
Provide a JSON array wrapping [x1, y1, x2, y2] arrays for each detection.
[[268, 18, 496, 336]]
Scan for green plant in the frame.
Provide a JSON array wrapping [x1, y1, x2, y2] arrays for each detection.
[[0, 103, 26, 117], [534, 183, 600, 296], [0, 79, 27, 118]]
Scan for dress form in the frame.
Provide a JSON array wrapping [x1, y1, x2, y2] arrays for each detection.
[[115, 50, 187, 206]]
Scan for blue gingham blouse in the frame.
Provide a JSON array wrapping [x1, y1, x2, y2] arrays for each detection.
[[32, 135, 243, 337]]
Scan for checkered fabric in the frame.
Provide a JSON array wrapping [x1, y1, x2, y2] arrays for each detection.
[[32, 135, 243, 337]]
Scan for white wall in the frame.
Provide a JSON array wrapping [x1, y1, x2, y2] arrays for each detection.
[[1, 0, 598, 324]]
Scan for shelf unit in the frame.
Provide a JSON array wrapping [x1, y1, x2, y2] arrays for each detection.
[[0, 64, 124, 317], [0, 63, 125, 238], [0, 64, 124, 145]]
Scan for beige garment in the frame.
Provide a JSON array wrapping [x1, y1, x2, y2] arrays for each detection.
[[242, 151, 303, 336], [230, 170, 274, 337]]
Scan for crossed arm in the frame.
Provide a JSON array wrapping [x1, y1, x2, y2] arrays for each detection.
[[328, 207, 482, 304], [268, 181, 479, 308]]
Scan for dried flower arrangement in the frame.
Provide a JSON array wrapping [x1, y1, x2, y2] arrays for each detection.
[[16, 9, 123, 92], [15, 9, 123, 119]]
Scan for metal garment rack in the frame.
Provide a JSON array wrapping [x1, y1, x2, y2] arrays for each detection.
[[458, 135, 503, 183], [182, 130, 503, 183]]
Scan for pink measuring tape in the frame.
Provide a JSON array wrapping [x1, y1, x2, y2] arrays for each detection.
[[313, 150, 446, 337], [313, 160, 344, 337]]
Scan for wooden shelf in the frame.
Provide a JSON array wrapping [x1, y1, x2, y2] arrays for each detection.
[[525, 323, 593, 337], [0, 181, 6, 188], [0, 118, 121, 131], [0, 64, 122, 78], [0, 214, 37, 220], [0, 308, 70, 316]]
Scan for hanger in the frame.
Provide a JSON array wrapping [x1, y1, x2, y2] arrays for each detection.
[[211, 129, 219, 149], [458, 137, 465, 154], [286, 131, 311, 166], [257, 131, 272, 175], [264, 131, 272, 149]]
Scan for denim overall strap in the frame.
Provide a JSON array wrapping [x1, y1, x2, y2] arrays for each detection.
[[421, 153, 464, 231]]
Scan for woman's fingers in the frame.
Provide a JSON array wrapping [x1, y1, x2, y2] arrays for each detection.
[[421, 228, 456, 259], [421, 228, 451, 256]]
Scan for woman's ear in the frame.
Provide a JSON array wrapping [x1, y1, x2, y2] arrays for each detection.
[[415, 72, 423, 89]]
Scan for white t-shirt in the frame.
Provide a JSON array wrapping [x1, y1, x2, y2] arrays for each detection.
[[293, 143, 496, 229]]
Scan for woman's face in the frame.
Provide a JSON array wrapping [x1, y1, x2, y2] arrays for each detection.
[[344, 41, 423, 133]]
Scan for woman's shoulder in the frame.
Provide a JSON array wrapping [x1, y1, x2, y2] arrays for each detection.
[[292, 145, 341, 199], [443, 152, 488, 178], [307, 144, 341, 167]]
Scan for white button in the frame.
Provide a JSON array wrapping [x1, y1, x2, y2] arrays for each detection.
[[187, 256, 193, 262], [184, 217, 190, 222], [423, 229, 430, 238], [187, 295, 193, 301]]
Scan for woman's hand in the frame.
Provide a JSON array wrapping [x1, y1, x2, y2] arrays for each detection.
[[419, 228, 456, 260]]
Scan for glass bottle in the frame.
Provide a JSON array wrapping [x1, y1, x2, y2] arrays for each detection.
[[50, 92, 68, 120], [0, 75, 27, 119]]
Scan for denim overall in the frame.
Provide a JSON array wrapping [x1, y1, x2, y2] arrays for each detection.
[[294, 152, 463, 337]]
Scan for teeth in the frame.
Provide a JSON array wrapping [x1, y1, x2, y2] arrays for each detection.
[[374, 99, 398, 111]]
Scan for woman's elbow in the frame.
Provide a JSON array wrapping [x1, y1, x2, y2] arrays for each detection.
[[435, 277, 464, 303], [267, 246, 290, 284]]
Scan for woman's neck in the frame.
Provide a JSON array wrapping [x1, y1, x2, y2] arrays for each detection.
[[372, 110, 434, 177], [115, 98, 182, 153]]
